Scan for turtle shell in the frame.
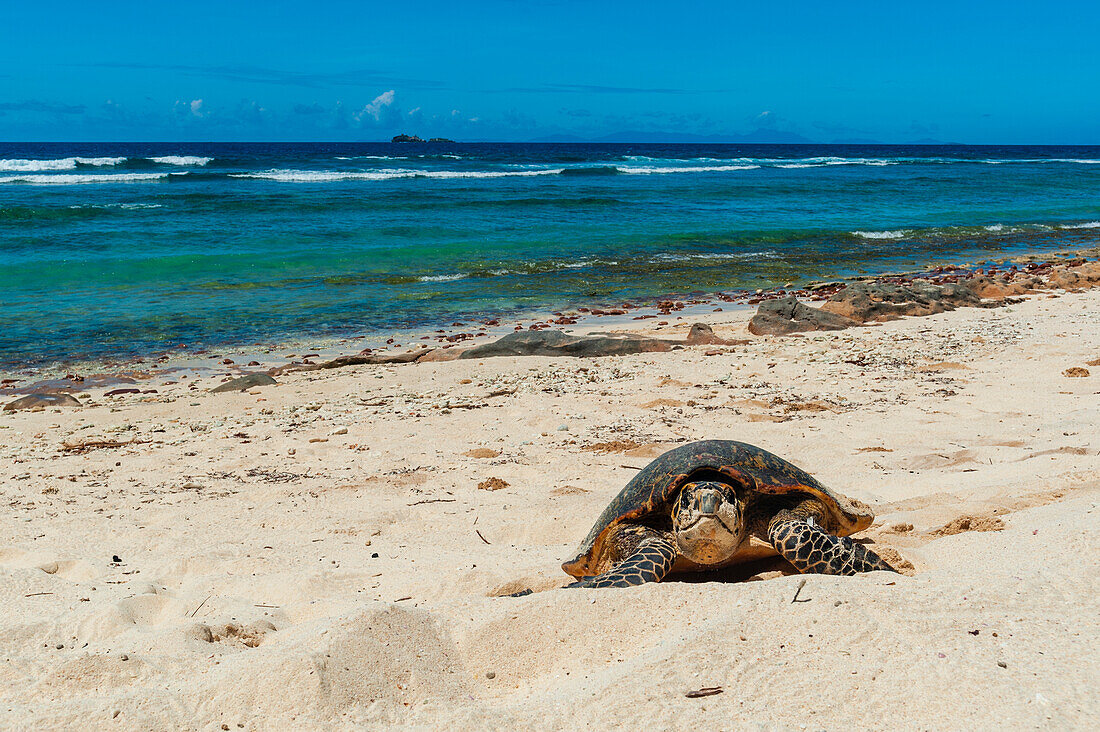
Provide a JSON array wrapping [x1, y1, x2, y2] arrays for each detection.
[[562, 439, 874, 578]]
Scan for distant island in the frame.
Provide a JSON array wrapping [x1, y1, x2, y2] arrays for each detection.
[[391, 134, 455, 143]]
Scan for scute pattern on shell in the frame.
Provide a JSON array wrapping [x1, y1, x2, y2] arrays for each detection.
[[564, 440, 873, 576]]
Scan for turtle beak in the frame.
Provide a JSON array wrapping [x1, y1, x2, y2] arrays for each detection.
[[696, 488, 722, 516]]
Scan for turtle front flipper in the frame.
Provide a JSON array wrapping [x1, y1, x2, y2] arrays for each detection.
[[768, 501, 896, 576], [572, 526, 678, 588]]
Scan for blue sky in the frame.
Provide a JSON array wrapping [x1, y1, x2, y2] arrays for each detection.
[[2, 1, 1098, 142]]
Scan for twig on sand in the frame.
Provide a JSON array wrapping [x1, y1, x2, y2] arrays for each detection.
[[620, 465, 643, 470], [791, 578, 810, 603], [24, 592, 54, 598], [189, 595, 212, 617], [686, 687, 724, 698], [476, 529, 491, 545], [407, 498, 457, 506]]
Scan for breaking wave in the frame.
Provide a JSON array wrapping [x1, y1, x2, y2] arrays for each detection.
[[853, 230, 908, 239], [0, 172, 170, 185], [148, 156, 213, 166], [231, 168, 565, 182], [0, 157, 126, 172]]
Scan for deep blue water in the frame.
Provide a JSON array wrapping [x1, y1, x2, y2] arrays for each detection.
[[2, 142, 1099, 369]]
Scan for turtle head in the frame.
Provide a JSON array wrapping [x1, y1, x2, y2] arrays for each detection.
[[672, 480, 746, 565]]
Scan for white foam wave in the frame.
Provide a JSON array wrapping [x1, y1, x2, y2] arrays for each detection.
[[609, 155, 1100, 169], [812, 157, 894, 166], [984, 224, 1005, 232], [617, 164, 760, 174], [148, 155, 212, 166], [418, 273, 467, 282], [232, 168, 564, 182], [622, 155, 753, 164], [853, 230, 907, 239], [423, 169, 561, 179], [651, 250, 779, 262], [0, 172, 169, 185], [620, 156, 900, 168], [974, 158, 1100, 165], [335, 155, 406, 160], [1060, 221, 1100, 229], [67, 202, 164, 210], [0, 156, 126, 172]]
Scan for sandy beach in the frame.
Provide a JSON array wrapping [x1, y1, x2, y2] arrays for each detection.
[[1, 269, 1097, 729]]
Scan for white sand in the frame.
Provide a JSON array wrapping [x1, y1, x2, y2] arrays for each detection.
[[1, 288, 1097, 729]]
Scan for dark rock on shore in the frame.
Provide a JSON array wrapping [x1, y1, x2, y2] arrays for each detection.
[[4, 392, 83, 411], [967, 274, 1041, 299], [748, 296, 858, 335], [748, 257, 1100, 336], [391, 134, 424, 143], [819, 281, 993, 323], [312, 323, 745, 369], [211, 373, 278, 393], [458, 330, 677, 359], [320, 350, 431, 368], [685, 323, 750, 346], [1046, 259, 1100, 290]]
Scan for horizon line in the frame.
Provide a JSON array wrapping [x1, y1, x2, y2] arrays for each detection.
[[3, 140, 1100, 146]]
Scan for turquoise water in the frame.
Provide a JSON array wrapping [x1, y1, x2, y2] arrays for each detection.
[[2, 142, 1099, 368]]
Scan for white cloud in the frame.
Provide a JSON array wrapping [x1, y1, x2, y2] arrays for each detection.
[[173, 98, 207, 119], [357, 90, 395, 122]]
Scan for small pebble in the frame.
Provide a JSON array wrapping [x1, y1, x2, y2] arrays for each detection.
[[121, 654, 129, 661], [486, 671, 496, 679], [55, 644, 64, 650], [997, 661, 1007, 668]]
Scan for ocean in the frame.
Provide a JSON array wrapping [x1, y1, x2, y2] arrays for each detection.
[[2, 142, 1098, 371]]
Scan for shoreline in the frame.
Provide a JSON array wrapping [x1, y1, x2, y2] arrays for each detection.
[[0, 259, 1096, 727], [3, 242, 1097, 398]]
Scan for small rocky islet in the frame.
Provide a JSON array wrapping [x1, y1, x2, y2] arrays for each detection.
[[390, 134, 456, 143]]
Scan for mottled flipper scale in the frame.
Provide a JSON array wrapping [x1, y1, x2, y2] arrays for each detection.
[[769, 509, 896, 575], [572, 532, 678, 588]]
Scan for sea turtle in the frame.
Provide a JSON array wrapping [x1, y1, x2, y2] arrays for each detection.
[[563, 439, 895, 588]]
